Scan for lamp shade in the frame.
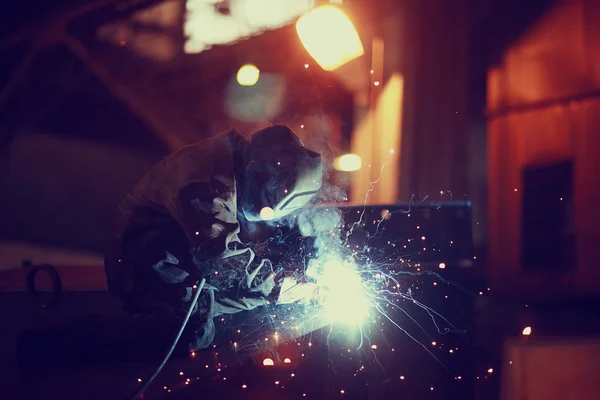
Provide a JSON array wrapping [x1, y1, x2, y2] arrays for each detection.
[[296, 5, 364, 71]]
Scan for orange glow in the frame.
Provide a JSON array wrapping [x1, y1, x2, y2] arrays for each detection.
[[296, 5, 364, 71], [350, 73, 403, 204], [263, 358, 275, 366], [522, 326, 532, 336]]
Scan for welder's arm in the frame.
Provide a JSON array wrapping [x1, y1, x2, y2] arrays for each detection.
[[212, 255, 281, 316], [277, 278, 318, 305], [169, 181, 240, 260], [169, 182, 315, 313], [213, 275, 317, 315]]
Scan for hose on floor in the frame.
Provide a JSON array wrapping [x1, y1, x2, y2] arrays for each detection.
[[128, 278, 206, 400]]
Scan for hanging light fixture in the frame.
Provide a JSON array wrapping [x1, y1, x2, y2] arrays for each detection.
[[296, 4, 364, 71]]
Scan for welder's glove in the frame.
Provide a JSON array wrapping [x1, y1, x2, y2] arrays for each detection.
[[276, 277, 318, 305]]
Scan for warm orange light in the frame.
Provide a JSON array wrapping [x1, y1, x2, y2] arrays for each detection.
[[296, 5, 364, 71], [263, 358, 275, 366]]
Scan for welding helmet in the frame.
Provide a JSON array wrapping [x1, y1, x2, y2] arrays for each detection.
[[241, 125, 322, 222]]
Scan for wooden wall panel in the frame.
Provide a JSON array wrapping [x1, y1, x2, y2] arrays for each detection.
[[501, 338, 600, 400], [487, 0, 600, 297], [488, 101, 600, 296]]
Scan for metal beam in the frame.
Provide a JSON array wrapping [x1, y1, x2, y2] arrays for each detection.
[[0, 44, 41, 111], [486, 90, 600, 119], [63, 33, 195, 150], [0, 0, 159, 51]]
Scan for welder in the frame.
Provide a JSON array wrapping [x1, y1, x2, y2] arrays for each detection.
[[104, 124, 322, 354]]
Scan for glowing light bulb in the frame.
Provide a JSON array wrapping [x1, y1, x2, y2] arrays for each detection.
[[522, 326, 532, 336], [236, 64, 260, 86], [284, 358, 291, 364], [334, 154, 362, 172], [260, 207, 275, 221]]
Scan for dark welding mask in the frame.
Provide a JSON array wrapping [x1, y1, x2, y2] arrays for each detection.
[[241, 125, 322, 222]]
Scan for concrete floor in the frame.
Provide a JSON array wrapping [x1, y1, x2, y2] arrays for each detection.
[[1, 290, 475, 400]]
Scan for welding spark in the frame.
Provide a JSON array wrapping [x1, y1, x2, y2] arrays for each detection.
[[307, 257, 370, 326], [344, 148, 395, 246]]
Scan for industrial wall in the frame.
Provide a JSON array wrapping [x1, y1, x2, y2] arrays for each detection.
[[487, 0, 600, 297], [0, 133, 159, 257]]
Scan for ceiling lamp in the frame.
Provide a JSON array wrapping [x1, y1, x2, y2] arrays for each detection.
[[296, 5, 364, 71]]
